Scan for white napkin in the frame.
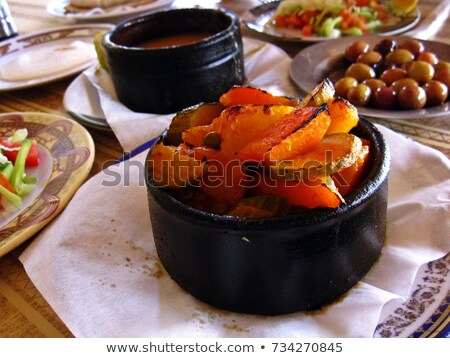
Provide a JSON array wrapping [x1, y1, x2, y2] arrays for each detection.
[[19, 124, 450, 338], [64, 37, 300, 153]]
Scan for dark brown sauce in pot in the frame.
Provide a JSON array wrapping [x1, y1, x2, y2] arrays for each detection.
[[138, 33, 212, 49]]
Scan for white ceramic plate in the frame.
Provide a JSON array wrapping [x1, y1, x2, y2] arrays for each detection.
[[0, 24, 113, 92], [242, 1, 420, 43], [0, 112, 95, 257], [290, 35, 450, 119], [47, 0, 174, 20]]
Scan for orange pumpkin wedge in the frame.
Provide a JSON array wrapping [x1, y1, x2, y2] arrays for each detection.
[[325, 97, 359, 134], [220, 86, 299, 107], [200, 153, 247, 205], [267, 105, 331, 162], [213, 104, 296, 157], [238, 106, 326, 162], [182, 124, 214, 147], [147, 143, 205, 188], [254, 175, 341, 209], [333, 142, 371, 196]]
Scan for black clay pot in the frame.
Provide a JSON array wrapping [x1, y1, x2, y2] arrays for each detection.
[[102, 8, 244, 114], [145, 117, 390, 315]]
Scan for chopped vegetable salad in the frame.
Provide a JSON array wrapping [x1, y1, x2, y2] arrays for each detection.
[[0, 129, 39, 211], [273, 0, 399, 38]]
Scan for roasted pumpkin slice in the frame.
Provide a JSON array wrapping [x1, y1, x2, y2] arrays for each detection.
[[325, 97, 359, 134], [238, 106, 326, 162], [200, 153, 247, 206], [182, 124, 214, 147], [272, 133, 363, 180], [166, 102, 225, 146], [219, 86, 299, 107], [333, 143, 370, 196], [213, 104, 296, 156], [298, 78, 335, 108], [267, 104, 331, 162], [147, 143, 205, 188], [255, 175, 341, 209]]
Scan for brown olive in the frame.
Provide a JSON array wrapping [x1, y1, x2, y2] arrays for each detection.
[[407, 60, 435, 84], [434, 68, 450, 88], [345, 63, 375, 82], [372, 86, 397, 109], [362, 78, 386, 92], [334, 76, 358, 98], [346, 84, 372, 106], [397, 85, 427, 109], [374, 39, 397, 56], [422, 80, 448, 107], [344, 40, 370, 62], [379, 68, 408, 86], [356, 51, 382, 66], [385, 49, 415, 67], [390, 78, 419, 93], [417, 51, 439, 65], [398, 39, 424, 57], [435, 61, 450, 72]]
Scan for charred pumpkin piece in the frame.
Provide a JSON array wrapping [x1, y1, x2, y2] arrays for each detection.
[[254, 175, 341, 209], [182, 124, 214, 147], [147, 143, 205, 188], [228, 195, 292, 219], [267, 104, 331, 162], [191, 146, 221, 161], [325, 97, 359, 134], [272, 133, 363, 180], [333, 142, 370, 196], [166, 102, 225, 146], [298, 78, 335, 108], [238, 106, 325, 162], [213, 104, 296, 157], [200, 153, 247, 206], [219, 86, 299, 107]]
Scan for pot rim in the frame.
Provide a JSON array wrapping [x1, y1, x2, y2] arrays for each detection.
[[145, 117, 391, 230], [103, 7, 240, 53]]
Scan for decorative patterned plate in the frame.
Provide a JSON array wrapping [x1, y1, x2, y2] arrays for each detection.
[[376, 253, 450, 337], [0, 24, 113, 92], [290, 35, 450, 119], [242, 1, 420, 43], [0, 113, 95, 257], [46, 0, 174, 20]]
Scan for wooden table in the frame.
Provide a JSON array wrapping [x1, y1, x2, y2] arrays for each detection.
[[0, 0, 449, 337]]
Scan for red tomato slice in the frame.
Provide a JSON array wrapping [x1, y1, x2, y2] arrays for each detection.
[[0, 139, 39, 167], [0, 172, 14, 193]]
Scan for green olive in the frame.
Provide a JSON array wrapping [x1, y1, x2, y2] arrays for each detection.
[[398, 39, 424, 57], [435, 61, 450, 72], [407, 60, 435, 84], [203, 131, 221, 149], [398, 85, 427, 110], [344, 63, 375, 82], [379, 68, 408, 86], [346, 84, 372, 106], [422, 80, 448, 107], [417, 51, 439, 65], [334, 76, 358, 98], [356, 51, 382, 66], [362, 78, 386, 92], [385, 49, 415, 67], [390, 78, 419, 93], [344, 40, 370, 62]]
